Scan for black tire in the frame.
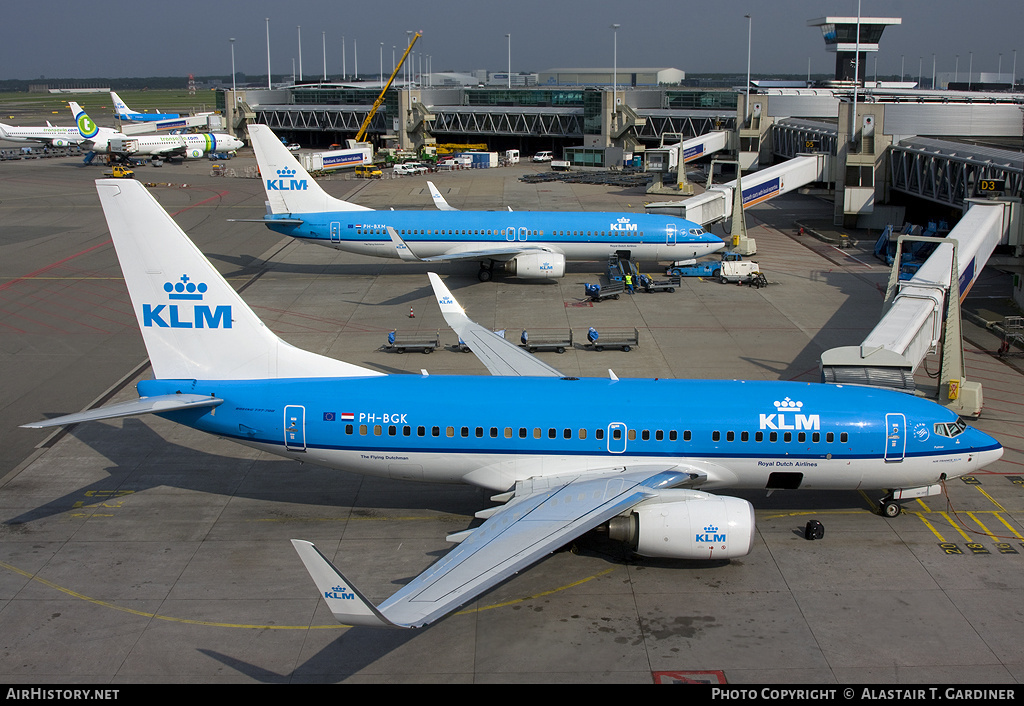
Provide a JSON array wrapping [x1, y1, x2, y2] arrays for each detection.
[[622, 345, 631, 352], [478, 268, 492, 282], [882, 501, 901, 518]]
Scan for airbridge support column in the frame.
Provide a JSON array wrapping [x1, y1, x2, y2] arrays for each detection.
[[834, 102, 892, 227], [737, 94, 773, 171]]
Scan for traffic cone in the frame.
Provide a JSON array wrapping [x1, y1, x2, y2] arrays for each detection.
[[409, 307, 415, 318]]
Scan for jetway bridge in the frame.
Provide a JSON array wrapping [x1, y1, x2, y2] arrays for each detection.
[[821, 199, 1019, 416], [645, 153, 830, 224]]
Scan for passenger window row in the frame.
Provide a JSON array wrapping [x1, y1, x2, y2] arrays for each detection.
[[338, 424, 848, 445], [355, 227, 647, 238]]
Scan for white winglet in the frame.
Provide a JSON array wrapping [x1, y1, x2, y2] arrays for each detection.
[[426, 181, 458, 211], [386, 226, 422, 262], [427, 273, 562, 377], [290, 540, 399, 628]]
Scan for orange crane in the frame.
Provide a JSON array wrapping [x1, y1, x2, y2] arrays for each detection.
[[354, 31, 422, 143]]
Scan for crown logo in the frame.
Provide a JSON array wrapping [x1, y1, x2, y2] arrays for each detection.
[[332, 585, 347, 593], [774, 397, 804, 412], [616, 217, 631, 223], [704, 525, 719, 533], [276, 167, 296, 177], [163, 274, 207, 300]]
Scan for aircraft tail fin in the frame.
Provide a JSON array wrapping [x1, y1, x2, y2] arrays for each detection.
[[95, 178, 383, 381], [68, 102, 100, 140], [110, 91, 132, 118], [291, 540, 403, 628], [249, 124, 371, 215]]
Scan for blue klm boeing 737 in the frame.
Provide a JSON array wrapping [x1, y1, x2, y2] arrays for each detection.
[[244, 124, 723, 280], [23, 179, 1002, 628]]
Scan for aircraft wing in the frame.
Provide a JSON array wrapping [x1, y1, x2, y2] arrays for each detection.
[[21, 393, 223, 429], [292, 466, 692, 628], [387, 226, 554, 263], [427, 272, 562, 377]]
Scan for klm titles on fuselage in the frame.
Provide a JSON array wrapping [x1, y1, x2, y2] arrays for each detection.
[[142, 275, 232, 329], [267, 168, 308, 192]]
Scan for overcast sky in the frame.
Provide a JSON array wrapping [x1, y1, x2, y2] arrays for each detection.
[[3, 0, 1022, 80]]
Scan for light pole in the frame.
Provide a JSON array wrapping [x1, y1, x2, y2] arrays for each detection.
[[506, 34, 511, 89], [297, 26, 302, 82], [322, 32, 327, 81], [230, 38, 236, 93], [744, 15, 751, 121], [611, 24, 620, 107], [380, 43, 384, 85], [265, 17, 271, 89]]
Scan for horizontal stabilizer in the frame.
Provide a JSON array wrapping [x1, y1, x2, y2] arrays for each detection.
[[290, 540, 398, 628], [227, 218, 305, 225], [21, 394, 223, 429]]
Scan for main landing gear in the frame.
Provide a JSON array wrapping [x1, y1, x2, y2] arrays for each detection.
[[478, 261, 495, 282]]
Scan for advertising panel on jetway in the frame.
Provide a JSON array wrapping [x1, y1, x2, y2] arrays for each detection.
[[743, 177, 782, 208], [683, 144, 705, 162]]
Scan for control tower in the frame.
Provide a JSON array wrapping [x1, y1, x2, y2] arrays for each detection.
[[808, 16, 901, 83]]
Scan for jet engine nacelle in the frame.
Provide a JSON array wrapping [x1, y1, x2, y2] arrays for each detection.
[[503, 252, 566, 279], [185, 148, 205, 159], [51, 138, 71, 147], [606, 489, 755, 560]]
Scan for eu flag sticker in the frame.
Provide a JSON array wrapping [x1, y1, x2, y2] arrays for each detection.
[[323, 412, 336, 422]]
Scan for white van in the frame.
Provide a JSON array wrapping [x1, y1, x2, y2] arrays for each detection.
[[532, 151, 553, 162]]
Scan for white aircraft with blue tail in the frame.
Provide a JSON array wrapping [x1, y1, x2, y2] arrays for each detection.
[[23, 179, 1003, 628], [245, 124, 723, 281]]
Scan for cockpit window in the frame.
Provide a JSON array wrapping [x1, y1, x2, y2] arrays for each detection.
[[689, 228, 706, 236], [933, 417, 968, 438]]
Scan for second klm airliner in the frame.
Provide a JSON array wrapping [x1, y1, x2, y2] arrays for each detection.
[[246, 124, 723, 280]]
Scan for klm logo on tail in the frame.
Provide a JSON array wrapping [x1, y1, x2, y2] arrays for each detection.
[[143, 275, 232, 329], [266, 167, 307, 191]]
